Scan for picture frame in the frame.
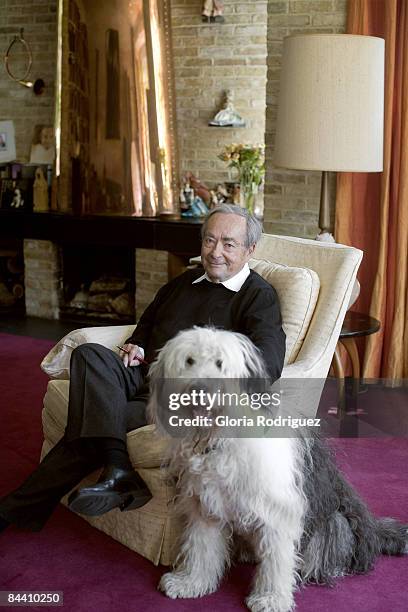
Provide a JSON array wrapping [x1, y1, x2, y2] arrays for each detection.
[[0, 121, 17, 164], [0, 178, 33, 212], [29, 125, 55, 165]]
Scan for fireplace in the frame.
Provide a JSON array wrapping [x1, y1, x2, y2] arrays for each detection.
[[0, 212, 202, 322], [60, 244, 135, 324]]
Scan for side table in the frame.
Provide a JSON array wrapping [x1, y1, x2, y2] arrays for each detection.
[[331, 311, 381, 415]]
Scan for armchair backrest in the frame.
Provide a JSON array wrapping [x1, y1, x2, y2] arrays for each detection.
[[254, 234, 363, 379]]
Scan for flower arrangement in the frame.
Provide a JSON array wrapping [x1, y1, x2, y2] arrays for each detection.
[[218, 144, 265, 214]]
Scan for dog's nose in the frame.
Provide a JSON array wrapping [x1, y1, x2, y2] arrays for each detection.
[[185, 381, 210, 396]]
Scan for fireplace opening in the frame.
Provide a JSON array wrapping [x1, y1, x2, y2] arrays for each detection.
[[60, 245, 135, 324]]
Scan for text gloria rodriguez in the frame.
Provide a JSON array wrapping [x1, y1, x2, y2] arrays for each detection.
[[166, 415, 321, 429]]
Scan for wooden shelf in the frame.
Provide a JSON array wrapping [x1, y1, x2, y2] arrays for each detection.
[[0, 211, 203, 254]]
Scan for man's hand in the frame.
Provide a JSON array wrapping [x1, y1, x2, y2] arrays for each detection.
[[119, 343, 145, 368]]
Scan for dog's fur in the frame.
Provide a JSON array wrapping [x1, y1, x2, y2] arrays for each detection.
[[147, 327, 408, 612]]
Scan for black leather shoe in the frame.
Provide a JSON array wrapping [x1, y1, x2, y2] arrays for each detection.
[[67, 465, 152, 517]]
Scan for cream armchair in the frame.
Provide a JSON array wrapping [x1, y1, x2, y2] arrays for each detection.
[[41, 234, 362, 565]]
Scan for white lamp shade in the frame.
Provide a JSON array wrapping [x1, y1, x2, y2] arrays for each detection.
[[274, 34, 385, 172]]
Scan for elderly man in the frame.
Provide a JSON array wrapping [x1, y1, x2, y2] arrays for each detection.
[[0, 205, 285, 532]]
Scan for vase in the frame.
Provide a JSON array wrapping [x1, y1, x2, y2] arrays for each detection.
[[239, 181, 264, 218], [239, 181, 257, 214]]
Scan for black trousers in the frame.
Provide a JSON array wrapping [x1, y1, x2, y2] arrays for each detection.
[[0, 343, 149, 530]]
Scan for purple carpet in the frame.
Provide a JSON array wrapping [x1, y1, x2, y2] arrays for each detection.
[[0, 332, 407, 612]]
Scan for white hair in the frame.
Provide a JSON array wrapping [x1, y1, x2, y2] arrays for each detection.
[[148, 327, 408, 611], [201, 204, 262, 249], [148, 326, 267, 382]]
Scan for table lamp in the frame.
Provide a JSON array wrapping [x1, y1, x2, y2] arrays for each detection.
[[274, 34, 385, 240]]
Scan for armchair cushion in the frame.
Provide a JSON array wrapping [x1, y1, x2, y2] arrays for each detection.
[[40, 324, 135, 379], [249, 259, 320, 365]]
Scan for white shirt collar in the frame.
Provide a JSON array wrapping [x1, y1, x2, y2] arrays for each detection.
[[192, 262, 250, 292]]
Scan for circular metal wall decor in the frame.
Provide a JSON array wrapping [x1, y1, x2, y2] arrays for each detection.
[[4, 28, 45, 94]]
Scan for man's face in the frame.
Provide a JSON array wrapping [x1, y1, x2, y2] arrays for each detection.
[[201, 213, 255, 283]]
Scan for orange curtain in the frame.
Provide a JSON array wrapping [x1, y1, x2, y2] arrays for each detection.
[[335, 0, 408, 379]]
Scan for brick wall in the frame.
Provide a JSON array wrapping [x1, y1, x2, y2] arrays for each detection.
[[171, 0, 347, 238], [264, 0, 347, 237], [24, 238, 61, 318], [0, 0, 57, 162], [171, 0, 268, 187], [135, 248, 168, 320]]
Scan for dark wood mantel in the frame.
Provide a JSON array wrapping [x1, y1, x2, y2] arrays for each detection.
[[0, 211, 203, 254]]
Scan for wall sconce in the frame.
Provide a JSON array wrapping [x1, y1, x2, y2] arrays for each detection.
[[4, 28, 45, 94]]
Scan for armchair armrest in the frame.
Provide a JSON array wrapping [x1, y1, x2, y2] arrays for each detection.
[[280, 360, 326, 418], [41, 324, 136, 380], [281, 359, 316, 378], [65, 325, 136, 348]]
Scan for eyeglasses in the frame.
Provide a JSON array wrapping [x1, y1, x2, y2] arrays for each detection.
[[202, 236, 244, 253]]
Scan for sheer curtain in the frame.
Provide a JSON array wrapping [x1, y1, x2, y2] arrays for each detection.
[[335, 0, 408, 379]]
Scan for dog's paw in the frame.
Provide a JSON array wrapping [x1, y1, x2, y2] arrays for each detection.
[[246, 592, 295, 612], [158, 571, 217, 599]]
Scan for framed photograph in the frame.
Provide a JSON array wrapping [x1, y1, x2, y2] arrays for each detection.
[[0, 121, 17, 164], [29, 125, 55, 164], [0, 178, 33, 212]]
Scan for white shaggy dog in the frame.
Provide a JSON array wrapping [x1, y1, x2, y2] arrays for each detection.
[[147, 327, 408, 612]]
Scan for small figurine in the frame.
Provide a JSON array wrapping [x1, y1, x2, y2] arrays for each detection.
[[202, 0, 224, 23], [181, 195, 209, 218], [33, 167, 49, 211], [215, 183, 230, 204], [209, 190, 219, 209], [192, 195, 209, 216], [184, 172, 212, 205], [183, 182, 194, 208], [11, 188, 24, 209], [179, 179, 195, 214], [209, 90, 245, 127], [179, 187, 187, 210]]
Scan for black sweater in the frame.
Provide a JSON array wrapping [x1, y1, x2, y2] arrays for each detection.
[[126, 268, 286, 381]]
